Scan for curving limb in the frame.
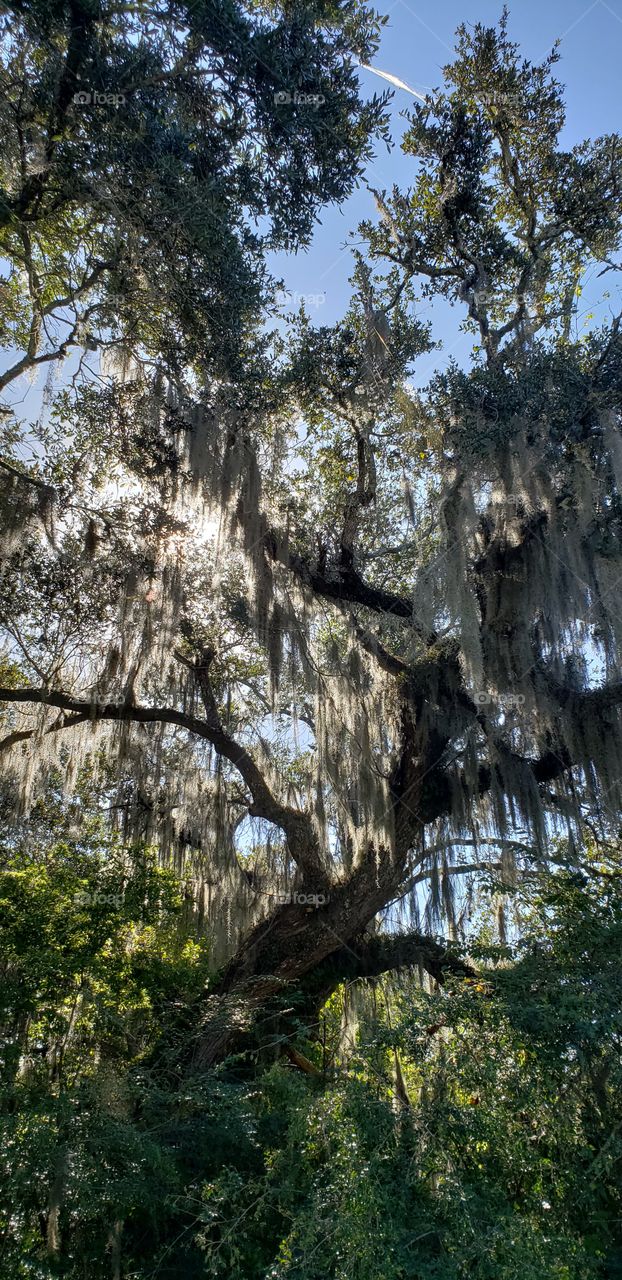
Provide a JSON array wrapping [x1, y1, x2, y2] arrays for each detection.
[[0, 684, 328, 885]]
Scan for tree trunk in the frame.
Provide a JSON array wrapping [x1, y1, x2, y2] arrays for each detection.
[[192, 863, 473, 1069]]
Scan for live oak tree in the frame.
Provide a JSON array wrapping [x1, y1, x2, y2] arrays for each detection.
[[2, 1, 622, 1082]]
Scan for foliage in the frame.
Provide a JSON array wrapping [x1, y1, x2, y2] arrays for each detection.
[[1, 6, 622, 1274], [3, 838, 619, 1277], [0, 0, 389, 381], [196, 870, 622, 1280]]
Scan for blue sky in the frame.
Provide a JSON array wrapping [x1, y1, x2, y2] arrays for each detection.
[[3, 1, 621, 412], [273, 0, 622, 358]]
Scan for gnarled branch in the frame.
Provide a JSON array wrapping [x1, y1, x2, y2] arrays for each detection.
[[0, 685, 327, 884]]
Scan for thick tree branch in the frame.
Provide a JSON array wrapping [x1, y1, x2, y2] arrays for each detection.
[[0, 685, 327, 884], [274, 542, 438, 644], [340, 426, 377, 571], [310, 929, 475, 995], [0, 457, 56, 493]]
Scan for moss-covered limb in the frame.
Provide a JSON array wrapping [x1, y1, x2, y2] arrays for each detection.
[[186, 920, 474, 1071], [0, 684, 328, 885], [305, 930, 475, 993], [270, 539, 437, 641]]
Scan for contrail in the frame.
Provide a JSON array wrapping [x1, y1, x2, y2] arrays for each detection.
[[358, 63, 428, 101]]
